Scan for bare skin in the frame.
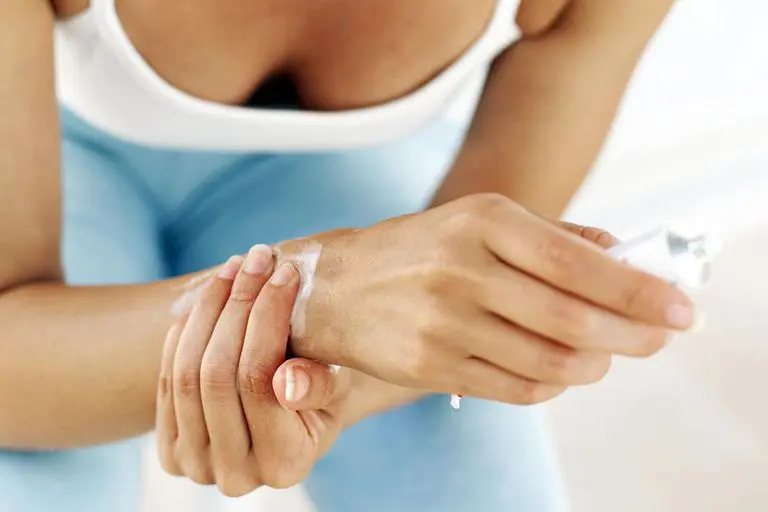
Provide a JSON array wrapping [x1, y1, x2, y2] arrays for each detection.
[[157, 248, 423, 496], [277, 196, 689, 402], [0, 0, 679, 450], [110, 0, 671, 215], [159, 227, 619, 497]]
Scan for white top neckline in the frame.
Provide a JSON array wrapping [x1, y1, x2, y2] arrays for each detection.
[[55, 0, 522, 152]]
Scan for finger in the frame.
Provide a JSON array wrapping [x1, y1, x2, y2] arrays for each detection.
[[156, 317, 185, 476], [273, 359, 350, 412], [239, 262, 300, 410], [555, 221, 619, 249], [483, 265, 670, 357], [173, 255, 242, 460], [484, 206, 694, 330], [201, 245, 274, 465], [272, 360, 348, 463], [464, 313, 612, 385], [272, 360, 351, 477], [237, 265, 307, 487], [449, 357, 567, 406]]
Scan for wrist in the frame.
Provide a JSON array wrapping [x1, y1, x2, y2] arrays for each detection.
[[272, 230, 356, 366], [342, 371, 428, 428]]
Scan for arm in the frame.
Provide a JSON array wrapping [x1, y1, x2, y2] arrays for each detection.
[[0, 1, 219, 449], [0, 277, 216, 449], [432, 0, 675, 217]]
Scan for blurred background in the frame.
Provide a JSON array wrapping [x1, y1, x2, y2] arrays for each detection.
[[140, 0, 768, 510]]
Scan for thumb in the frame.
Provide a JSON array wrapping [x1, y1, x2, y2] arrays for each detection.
[[273, 359, 349, 411]]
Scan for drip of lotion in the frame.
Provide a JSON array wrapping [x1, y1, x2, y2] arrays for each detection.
[[277, 241, 322, 341], [276, 241, 341, 373]]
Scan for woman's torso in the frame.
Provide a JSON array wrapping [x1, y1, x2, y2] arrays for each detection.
[[53, 0, 527, 151]]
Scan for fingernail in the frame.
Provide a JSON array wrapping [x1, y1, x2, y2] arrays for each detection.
[[667, 301, 695, 330], [597, 231, 620, 248], [270, 263, 296, 287], [244, 244, 273, 275], [285, 367, 309, 402], [217, 255, 244, 280]]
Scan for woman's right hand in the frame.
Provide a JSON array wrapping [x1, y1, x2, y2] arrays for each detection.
[[157, 249, 350, 496], [278, 193, 696, 405]]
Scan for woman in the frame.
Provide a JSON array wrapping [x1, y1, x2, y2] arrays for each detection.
[[0, 0, 689, 511]]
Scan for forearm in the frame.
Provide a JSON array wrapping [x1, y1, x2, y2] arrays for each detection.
[[0, 272, 210, 450], [342, 371, 427, 428], [433, 1, 674, 218]]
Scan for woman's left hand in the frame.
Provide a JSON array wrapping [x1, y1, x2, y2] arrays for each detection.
[[156, 246, 350, 496]]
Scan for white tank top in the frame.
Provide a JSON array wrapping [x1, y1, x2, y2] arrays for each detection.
[[55, 0, 522, 152]]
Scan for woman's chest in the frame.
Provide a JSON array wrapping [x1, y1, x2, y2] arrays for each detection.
[[56, 0, 499, 110]]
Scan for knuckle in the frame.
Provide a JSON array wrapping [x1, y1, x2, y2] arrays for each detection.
[[422, 265, 462, 296], [508, 379, 555, 406], [217, 472, 260, 498], [572, 352, 612, 384], [191, 473, 215, 486], [262, 461, 312, 490], [228, 288, 258, 304], [400, 337, 440, 385], [182, 461, 215, 486], [315, 371, 336, 408], [198, 285, 225, 311], [218, 483, 247, 499], [590, 353, 613, 383], [158, 373, 173, 397], [265, 473, 300, 490], [158, 449, 183, 477], [237, 362, 275, 398], [200, 362, 237, 396], [400, 347, 432, 384], [175, 368, 202, 399], [442, 192, 517, 235], [441, 209, 478, 237], [443, 193, 511, 236], [547, 301, 595, 347], [413, 299, 449, 344], [464, 192, 511, 214], [539, 346, 581, 384], [539, 234, 579, 274], [634, 330, 669, 358], [218, 482, 257, 498], [618, 275, 663, 316], [404, 300, 465, 385], [440, 211, 483, 243]]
